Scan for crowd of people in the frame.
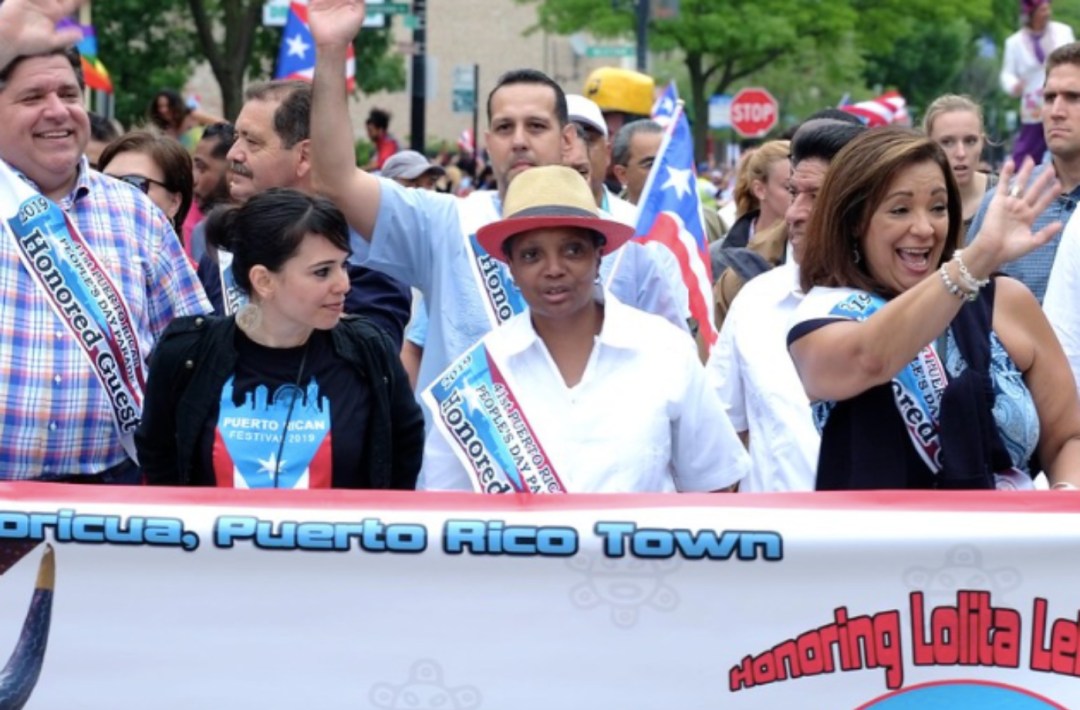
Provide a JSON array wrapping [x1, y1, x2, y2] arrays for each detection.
[[3, 0, 1080, 493]]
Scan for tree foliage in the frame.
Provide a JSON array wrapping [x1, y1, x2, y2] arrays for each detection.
[[94, 0, 406, 128], [188, 0, 406, 120], [521, 0, 1005, 157], [93, 0, 200, 129]]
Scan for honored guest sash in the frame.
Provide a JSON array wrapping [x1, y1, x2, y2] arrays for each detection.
[[422, 340, 566, 493], [0, 161, 144, 462], [815, 288, 948, 474], [458, 191, 528, 328], [217, 248, 247, 316]]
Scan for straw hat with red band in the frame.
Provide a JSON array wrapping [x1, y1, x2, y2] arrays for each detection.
[[477, 165, 635, 263]]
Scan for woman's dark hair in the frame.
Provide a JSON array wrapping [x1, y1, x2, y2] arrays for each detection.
[[799, 126, 963, 298], [97, 131, 194, 234], [205, 188, 351, 297], [147, 89, 188, 133]]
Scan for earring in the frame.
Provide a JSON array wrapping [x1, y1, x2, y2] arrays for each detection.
[[236, 302, 262, 333], [852, 245, 862, 264]]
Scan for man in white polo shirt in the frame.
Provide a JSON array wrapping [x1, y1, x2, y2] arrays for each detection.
[[705, 119, 864, 491]]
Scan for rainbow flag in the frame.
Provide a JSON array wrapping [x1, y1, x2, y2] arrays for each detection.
[[57, 20, 113, 93]]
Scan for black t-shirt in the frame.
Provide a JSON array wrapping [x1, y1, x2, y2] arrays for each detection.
[[195, 328, 371, 488]]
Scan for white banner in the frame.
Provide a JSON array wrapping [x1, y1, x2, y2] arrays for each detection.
[[0, 484, 1078, 708]]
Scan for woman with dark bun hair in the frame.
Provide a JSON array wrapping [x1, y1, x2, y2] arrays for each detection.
[[136, 188, 422, 489]]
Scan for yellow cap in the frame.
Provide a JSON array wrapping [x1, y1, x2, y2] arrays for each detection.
[[583, 67, 655, 116]]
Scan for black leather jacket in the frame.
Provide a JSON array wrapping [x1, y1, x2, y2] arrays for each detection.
[[135, 314, 423, 489]]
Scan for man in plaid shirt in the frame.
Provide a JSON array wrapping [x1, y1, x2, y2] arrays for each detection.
[[0, 46, 210, 482]]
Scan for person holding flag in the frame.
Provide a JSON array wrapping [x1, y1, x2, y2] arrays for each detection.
[[418, 165, 748, 493]]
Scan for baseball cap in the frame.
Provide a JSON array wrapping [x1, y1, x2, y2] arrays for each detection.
[[381, 150, 446, 180], [567, 94, 608, 139]]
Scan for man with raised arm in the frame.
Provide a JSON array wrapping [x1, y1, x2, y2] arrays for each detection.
[[308, 0, 686, 411]]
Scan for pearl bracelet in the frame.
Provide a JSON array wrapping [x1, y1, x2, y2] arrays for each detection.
[[953, 250, 991, 293], [939, 263, 977, 302]]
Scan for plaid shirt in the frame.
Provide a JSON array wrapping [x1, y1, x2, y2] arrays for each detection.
[[0, 159, 210, 479], [966, 160, 1080, 303]]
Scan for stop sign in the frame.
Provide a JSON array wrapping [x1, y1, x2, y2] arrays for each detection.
[[730, 88, 779, 138]]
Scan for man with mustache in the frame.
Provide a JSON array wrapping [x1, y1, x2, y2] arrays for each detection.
[[195, 80, 411, 346], [308, 0, 685, 417]]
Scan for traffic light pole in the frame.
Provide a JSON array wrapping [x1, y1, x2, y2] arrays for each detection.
[[635, 0, 648, 73], [410, 0, 426, 152]]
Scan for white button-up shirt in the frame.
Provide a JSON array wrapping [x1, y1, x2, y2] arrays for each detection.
[[706, 261, 820, 491], [420, 291, 750, 492], [1044, 212, 1080, 394]]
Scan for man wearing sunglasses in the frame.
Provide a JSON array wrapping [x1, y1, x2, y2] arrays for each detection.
[[0, 45, 211, 483]]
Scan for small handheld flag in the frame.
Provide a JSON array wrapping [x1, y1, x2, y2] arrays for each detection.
[[633, 102, 718, 350], [651, 80, 679, 126], [840, 91, 909, 127], [275, 0, 356, 92]]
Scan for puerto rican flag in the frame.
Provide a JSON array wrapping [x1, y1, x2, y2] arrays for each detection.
[[840, 90, 909, 127], [651, 80, 679, 127], [633, 103, 717, 350], [275, 0, 356, 92]]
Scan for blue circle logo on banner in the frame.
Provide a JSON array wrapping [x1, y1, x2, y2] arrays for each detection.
[[859, 681, 1067, 709]]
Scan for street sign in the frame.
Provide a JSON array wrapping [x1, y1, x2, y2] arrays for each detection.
[[708, 94, 732, 130], [362, 0, 397, 28], [585, 46, 636, 58], [730, 87, 779, 138], [452, 64, 477, 115], [369, 2, 411, 14], [262, 0, 288, 26]]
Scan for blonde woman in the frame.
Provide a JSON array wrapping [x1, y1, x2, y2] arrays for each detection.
[[724, 140, 791, 249], [923, 94, 996, 231]]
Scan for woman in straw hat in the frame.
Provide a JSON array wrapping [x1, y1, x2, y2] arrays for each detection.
[[419, 165, 749, 493]]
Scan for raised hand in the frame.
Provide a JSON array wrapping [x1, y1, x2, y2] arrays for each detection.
[[967, 157, 1064, 276], [0, 0, 86, 66], [308, 0, 366, 48]]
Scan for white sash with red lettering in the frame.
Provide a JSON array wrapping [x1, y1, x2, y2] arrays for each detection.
[[0, 161, 145, 463]]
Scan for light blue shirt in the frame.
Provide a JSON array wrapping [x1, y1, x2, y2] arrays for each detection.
[[366, 180, 687, 408], [966, 161, 1080, 303]]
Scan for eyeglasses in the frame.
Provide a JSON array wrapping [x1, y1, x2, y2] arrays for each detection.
[[110, 174, 170, 194]]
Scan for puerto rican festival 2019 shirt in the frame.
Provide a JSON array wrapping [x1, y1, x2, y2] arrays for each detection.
[[197, 329, 370, 488]]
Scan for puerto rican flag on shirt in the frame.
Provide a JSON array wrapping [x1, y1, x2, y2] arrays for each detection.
[[275, 0, 356, 92], [633, 103, 717, 350]]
